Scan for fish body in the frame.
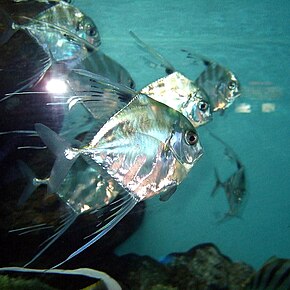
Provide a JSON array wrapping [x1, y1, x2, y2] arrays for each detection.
[[141, 71, 212, 127], [210, 132, 246, 220], [213, 165, 246, 218], [17, 158, 122, 211], [194, 61, 240, 112], [0, 1, 100, 96], [82, 93, 203, 200], [43, 92, 203, 201], [12, 1, 101, 62], [248, 257, 290, 289]]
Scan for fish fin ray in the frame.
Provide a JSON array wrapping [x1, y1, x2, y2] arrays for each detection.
[[51, 193, 138, 269], [0, 48, 51, 101], [34, 123, 78, 192], [67, 69, 135, 134], [181, 49, 214, 67], [24, 211, 78, 267], [129, 31, 176, 74], [9, 223, 53, 236]]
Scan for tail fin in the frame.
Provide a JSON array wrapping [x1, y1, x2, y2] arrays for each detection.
[[211, 168, 223, 196], [34, 123, 79, 193], [0, 8, 17, 45], [17, 161, 39, 206]]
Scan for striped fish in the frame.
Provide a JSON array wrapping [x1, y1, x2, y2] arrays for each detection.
[[248, 257, 290, 289], [194, 59, 240, 112], [130, 31, 240, 113]]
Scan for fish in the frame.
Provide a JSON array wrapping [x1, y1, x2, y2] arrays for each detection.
[[0, 0, 100, 98], [14, 71, 203, 268], [247, 257, 290, 289], [141, 71, 212, 127], [130, 31, 240, 113], [184, 50, 241, 112], [209, 131, 246, 222]]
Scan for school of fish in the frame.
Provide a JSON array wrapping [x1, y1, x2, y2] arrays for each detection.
[[0, 0, 244, 268]]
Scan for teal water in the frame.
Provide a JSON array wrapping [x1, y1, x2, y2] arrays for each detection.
[[75, 0, 290, 269]]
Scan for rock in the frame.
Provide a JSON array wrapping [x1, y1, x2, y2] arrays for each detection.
[[111, 243, 255, 290]]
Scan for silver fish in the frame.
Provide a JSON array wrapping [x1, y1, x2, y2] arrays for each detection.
[[17, 72, 203, 268], [209, 132, 246, 222], [141, 71, 212, 127], [184, 50, 241, 112], [0, 1, 100, 98], [130, 31, 240, 113]]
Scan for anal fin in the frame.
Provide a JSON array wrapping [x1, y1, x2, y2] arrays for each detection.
[[51, 192, 138, 269]]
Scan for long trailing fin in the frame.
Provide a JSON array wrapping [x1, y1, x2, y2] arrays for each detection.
[[34, 123, 78, 193], [0, 267, 121, 290], [0, 130, 37, 136], [51, 194, 138, 269], [66, 69, 135, 129], [129, 31, 176, 74], [24, 211, 78, 267], [72, 69, 136, 96], [9, 224, 53, 236], [0, 46, 51, 101]]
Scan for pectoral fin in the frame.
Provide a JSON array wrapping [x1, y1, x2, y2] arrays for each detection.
[[159, 184, 177, 201]]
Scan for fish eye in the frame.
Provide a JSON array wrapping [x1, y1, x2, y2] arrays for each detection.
[[198, 100, 209, 112], [86, 25, 97, 37], [185, 131, 198, 145], [228, 80, 237, 91]]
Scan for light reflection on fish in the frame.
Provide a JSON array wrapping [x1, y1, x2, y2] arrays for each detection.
[[183, 50, 241, 112], [209, 131, 246, 222], [130, 31, 240, 113], [14, 71, 203, 268], [0, 0, 100, 98], [141, 71, 212, 127]]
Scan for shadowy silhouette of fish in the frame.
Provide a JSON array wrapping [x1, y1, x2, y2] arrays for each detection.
[[209, 131, 246, 222]]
